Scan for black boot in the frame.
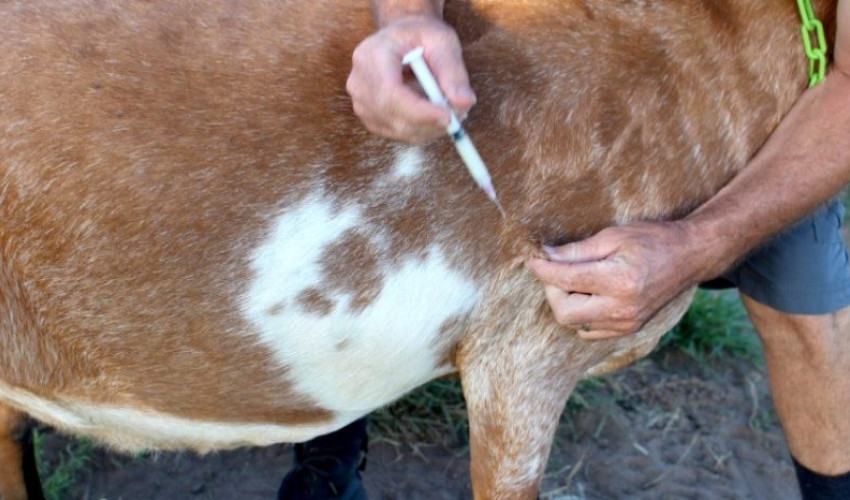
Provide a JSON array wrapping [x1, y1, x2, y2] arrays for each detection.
[[277, 417, 369, 500]]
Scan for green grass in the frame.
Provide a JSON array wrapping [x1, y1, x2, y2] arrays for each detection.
[[371, 378, 470, 448], [564, 377, 609, 413], [33, 429, 96, 500], [655, 289, 762, 365]]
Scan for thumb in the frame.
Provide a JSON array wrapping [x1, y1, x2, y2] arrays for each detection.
[[543, 233, 618, 264], [428, 47, 475, 115]]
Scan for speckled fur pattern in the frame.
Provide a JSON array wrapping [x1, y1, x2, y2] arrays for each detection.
[[0, 0, 831, 499]]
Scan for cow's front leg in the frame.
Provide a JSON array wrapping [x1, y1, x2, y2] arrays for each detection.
[[457, 321, 580, 500]]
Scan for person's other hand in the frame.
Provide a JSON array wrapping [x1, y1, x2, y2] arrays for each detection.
[[346, 15, 476, 143], [527, 221, 701, 339]]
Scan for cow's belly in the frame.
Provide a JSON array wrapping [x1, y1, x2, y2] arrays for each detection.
[[0, 382, 359, 452]]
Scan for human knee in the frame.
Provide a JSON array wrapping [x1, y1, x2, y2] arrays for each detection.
[[744, 298, 850, 364]]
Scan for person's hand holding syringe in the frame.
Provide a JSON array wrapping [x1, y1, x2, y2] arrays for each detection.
[[346, 14, 476, 143], [346, 13, 504, 215]]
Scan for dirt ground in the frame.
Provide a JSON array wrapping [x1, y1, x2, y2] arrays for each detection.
[[39, 349, 799, 500]]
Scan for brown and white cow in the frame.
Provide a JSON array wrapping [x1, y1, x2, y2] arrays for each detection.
[[0, 0, 833, 499]]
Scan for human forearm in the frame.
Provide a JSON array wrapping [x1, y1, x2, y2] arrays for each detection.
[[682, 67, 850, 282], [371, 0, 444, 26]]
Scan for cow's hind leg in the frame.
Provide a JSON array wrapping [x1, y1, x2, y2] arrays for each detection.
[[0, 404, 44, 500], [458, 318, 581, 500]]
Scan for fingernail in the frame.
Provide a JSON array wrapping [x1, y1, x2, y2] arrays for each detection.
[[542, 245, 558, 258], [458, 87, 476, 104]]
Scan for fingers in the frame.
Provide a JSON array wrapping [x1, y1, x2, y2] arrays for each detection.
[[543, 229, 620, 264], [348, 68, 450, 142], [541, 284, 644, 338], [528, 222, 698, 340], [529, 257, 647, 336], [347, 15, 475, 143], [527, 257, 625, 297], [527, 228, 655, 339]]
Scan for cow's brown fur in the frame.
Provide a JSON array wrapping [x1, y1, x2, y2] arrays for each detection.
[[0, 405, 27, 500], [0, 0, 834, 499]]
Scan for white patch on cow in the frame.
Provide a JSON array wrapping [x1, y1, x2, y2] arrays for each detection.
[[242, 191, 480, 413], [391, 146, 424, 180], [0, 383, 354, 453], [244, 192, 361, 318]]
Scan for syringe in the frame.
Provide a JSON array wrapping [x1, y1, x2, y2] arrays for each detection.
[[402, 47, 505, 218]]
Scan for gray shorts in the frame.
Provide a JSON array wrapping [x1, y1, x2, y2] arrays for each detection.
[[701, 199, 850, 315]]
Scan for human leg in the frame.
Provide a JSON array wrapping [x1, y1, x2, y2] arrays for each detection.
[[709, 200, 850, 499], [743, 299, 850, 488]]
